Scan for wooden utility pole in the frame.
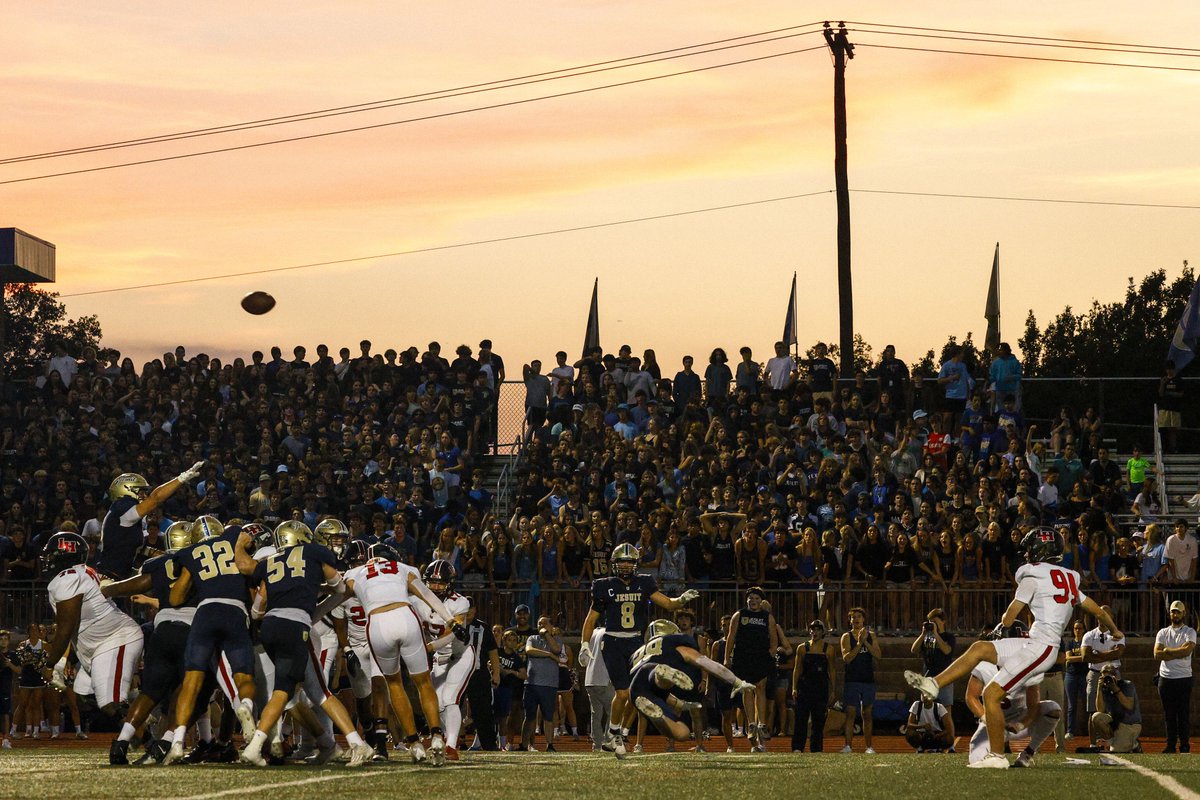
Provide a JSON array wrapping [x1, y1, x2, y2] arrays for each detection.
[[824, 21, 855, 378]]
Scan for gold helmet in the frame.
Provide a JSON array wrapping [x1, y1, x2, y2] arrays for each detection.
[[274, 520, 313, 549], [194, 515, 224, 540], [108, 473, 150, 502], [164, 521, 196, 553], [611, 543, 640, 579], [313, 518, 349, 549], [645, 618, 680, 643]]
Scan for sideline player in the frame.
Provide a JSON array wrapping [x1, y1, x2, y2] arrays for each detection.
[[98, 463, 205, 580], [39, 531, 145, 724], [724, 587, 779, 752], [344, 542, 467, 766], [412, 560, 472, 760], [624, 620, 753, 750], [964, 623, 1061, 768], [579, 543, 699, 757], [907, 528, 1122, 767]]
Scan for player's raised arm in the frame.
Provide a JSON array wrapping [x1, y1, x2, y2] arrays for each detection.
[[1079, 595, 1124, 640], [135, 461, 206, 518], [650, 587, 701, 611], [101, 572, 152, 599]]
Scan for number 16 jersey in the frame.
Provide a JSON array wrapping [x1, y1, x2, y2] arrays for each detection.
[[590, 574, 659, 635], [345, 559, 421, 612], [1015, 561, 1088, 647]]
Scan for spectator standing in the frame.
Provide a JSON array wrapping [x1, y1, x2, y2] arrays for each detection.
[[1125, 445, 1151, 500], [522, 361, 552, 434], [462, 601, 501, 751], [673, 356, 702, 409], [839, 606, 881, 754], [806, 343, 838, 406], [45, 344, 78, 388], [1159, 361, 1185, 454], [0, 629, 13, 749], [1082, 605, 1124, 724], [791, 619, 835, 753], [1063, 620, 1089, 738], [704, 349, 732, 408], [986, 342, 1022, 412], [1159, 522, 1198, 610], [1090, 664, 1142, 753], [549, 351, 574, 392], [910, 608, 955, 707], [765, 342, 797, 395], [580, 626, 613, 752], [735, 347, 760, 396], [1155, 599, 1196, 754], [875, 344, 910, 412], [522, 616, 563, 752], [936, 346, 975, 432]]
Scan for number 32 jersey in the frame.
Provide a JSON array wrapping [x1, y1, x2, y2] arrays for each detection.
[[1015, 562, 1088, 647], [590, 574, 658, 634], [345, 559, 422, 613]]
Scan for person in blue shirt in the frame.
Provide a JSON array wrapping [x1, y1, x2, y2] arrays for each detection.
[[937, 346, 975, 433], [987, 343, 1023, 412]]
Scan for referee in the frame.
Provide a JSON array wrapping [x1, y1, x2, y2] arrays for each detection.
[[1155, 600, 1197, 754], [463, 599, 501, 750]]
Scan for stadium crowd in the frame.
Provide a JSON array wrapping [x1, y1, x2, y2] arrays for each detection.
[[0, 337, 1196, 759]]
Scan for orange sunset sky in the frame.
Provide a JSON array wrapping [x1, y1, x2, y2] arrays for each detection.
[[3, 2, 1200, 374]]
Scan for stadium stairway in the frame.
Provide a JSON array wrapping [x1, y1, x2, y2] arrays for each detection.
[[1163, 454, 1200, 511], [480, 453, 515, 521]]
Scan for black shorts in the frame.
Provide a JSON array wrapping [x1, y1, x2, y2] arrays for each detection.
[[0, 690, 10, 716], [185, 603, 253, 675], [142, 621, 190, 703], [259, 617, 313, 691], [601, 636, 642, 691], [629, 664, 682, 723], [732, 654, 772, 686], [558, 666, 574, 693]]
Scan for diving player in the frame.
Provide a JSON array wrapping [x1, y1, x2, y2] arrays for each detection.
[[98, 463, 205, 580], [624, 620, 754, 752], [578, 543, 700, 757], [411, 559, 473, 760], [233, 521, 374, 767], [907, 527, 1123, 767]]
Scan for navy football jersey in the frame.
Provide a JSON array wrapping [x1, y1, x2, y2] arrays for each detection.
[[142, 553, 193, 609], [177, 530, 249, 605], [635, 633, 702, 686], [591, 574, 658, 634], [252, 542, 339, 616], [96, 496, 143, 579]]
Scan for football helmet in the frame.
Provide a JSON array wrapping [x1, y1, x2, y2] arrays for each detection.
[[368, 540, 403, 563], [240, 522, 274, 552], [41, 531, 89, 574], [423, 559, 455, 598], [345, 539, 370, 568], [1021, 527, 1064, 564], [193, 515, 224, 540], [645, 618, 680, 643], [163, 521, 196, 554], [108, 472, 150, 502], [274, 520, 313, 549], [314, 518, 350, 560], [611, 543, 639, 579]]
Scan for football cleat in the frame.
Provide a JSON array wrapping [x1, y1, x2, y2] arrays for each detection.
[[410, 741, 427, 764], [289, 742, 316, 762], [372, 736, 389, 761], [428, 734, 446, 767], [634, 696, 664, 721], [269, 738, 285, 759], [180, 740, 212, 764], [240, 741, 267, 768], [445, 746, 460, 761], [109, 739, 130, 766], [206, 740, 239, 763], [161, 740, 185, 766], [865, 747, 876, 755], [632, 744, 643, 754], [613, 734, 628, 760], [652, 665, 695, 693], [234, 703, 257, 742], [601, 734, 616, 753], [904, 670, 939, 702], [1012, 751, 1035, 768], [309, 742, 343, 765], [968, 752, 1010, 769], [347, 742, 374, 768]]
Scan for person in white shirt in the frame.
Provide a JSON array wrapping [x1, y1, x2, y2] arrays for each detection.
[[1154, 600, 1197, 753], [905, 696, 954, 752], [1160, 520, 1198, 584], [765, 342, 797, 393], [549, 351, 575, 392], [46, 345, 78, 388], [1082, 605, 1124, 727], [906, 527, 1121, 768]]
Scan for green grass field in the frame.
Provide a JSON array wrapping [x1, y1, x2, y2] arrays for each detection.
[[4, 748, 1200, 800]]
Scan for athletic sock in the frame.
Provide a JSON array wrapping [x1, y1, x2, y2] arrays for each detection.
[[173, 726, 187, 746], [196, 717, 212, 742], [118, 723, 137, 743], [162, 729, 175, 744], [346, 731, 365, 748], [246, 730, 267, 752]]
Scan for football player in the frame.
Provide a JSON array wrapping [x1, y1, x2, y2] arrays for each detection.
[[578, 543, 700, 757], [964, 623, 1061, 768], [98, 463, 205, 580], [233, 521, 374, 767], [907, 527, 1122, 768], [162, 517, 259, 765], [38, 532, 146, 730], [331, 540, 391, 759], [624, 620, 753, 751], [344, 542, 468, 766], [412, 559, 472, 760]]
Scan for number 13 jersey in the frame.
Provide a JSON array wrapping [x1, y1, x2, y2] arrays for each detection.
[[345, 559, 421, 612], [1015, 562, 1088, 647]]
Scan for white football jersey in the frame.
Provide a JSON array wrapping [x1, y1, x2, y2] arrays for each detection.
[[970, 661, 1039, 721], [334, 597, 369, 649], [1014, 562, 1088, 647], [47, 564, 143, 665], [345, 559, 421, 613], [412, 591, 470, 662]]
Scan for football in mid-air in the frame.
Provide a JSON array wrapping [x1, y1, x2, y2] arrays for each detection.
[[241, 291, 276, 315]]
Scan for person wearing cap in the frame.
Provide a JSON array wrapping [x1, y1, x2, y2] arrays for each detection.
[[248, 473, 273, 517], [1082, 604, 1123, 728], [1155, 600, 1197, 753], [791, 619, 836, 752], [1090, 663, 1142, 753]]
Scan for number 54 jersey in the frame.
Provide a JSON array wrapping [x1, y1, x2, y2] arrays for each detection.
[[1015, 562, 1089, 647], [590, 574, 659, 635]]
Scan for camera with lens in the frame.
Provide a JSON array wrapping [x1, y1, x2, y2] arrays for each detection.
[[1101, 674, 1118, 692], [922, 621, 934, 632]]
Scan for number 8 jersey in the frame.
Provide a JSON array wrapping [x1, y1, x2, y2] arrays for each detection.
[[590, 574, 659, 634], [1015, 561, 1088, 647], [344, 559, 422, 612]]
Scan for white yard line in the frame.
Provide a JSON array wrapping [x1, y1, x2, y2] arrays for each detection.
[[1106, 755, 1200, 800], [167, 771, 362, 800]]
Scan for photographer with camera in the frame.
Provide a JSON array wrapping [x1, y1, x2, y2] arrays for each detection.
[[905, 695, 955, 753], [1090, 664, 1142, 753], [910, 608, 956, 706]]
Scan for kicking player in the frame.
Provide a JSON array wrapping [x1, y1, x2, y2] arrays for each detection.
[[412, 560, 472, 761], [964, 623, 1061, 768], [907, 527, 1122, 768], [162, 517, 259, 765], [624, 620, 753, 752], [579, 543, 699, 758], [39, 532, 145, 728], [233, 521, 373, 767], [344, 542, 467, 767]]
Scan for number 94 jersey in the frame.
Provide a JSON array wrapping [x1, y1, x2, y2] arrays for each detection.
[[1015, 562, 1089, 647], [591, 574, 658, 635]]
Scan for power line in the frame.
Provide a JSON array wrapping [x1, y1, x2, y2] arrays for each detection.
[[849, 26, 1200, 60], [59, 190, 833, 298], [850, 188, 1200, 210], [845, 20, 1200, 54], [856, 42, 1200, 73], [1, 25, 827, 166], [0, 45, 826, 187]]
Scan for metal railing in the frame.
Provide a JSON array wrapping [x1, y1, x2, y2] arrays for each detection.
[[1154, 403, 1170, 513]]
